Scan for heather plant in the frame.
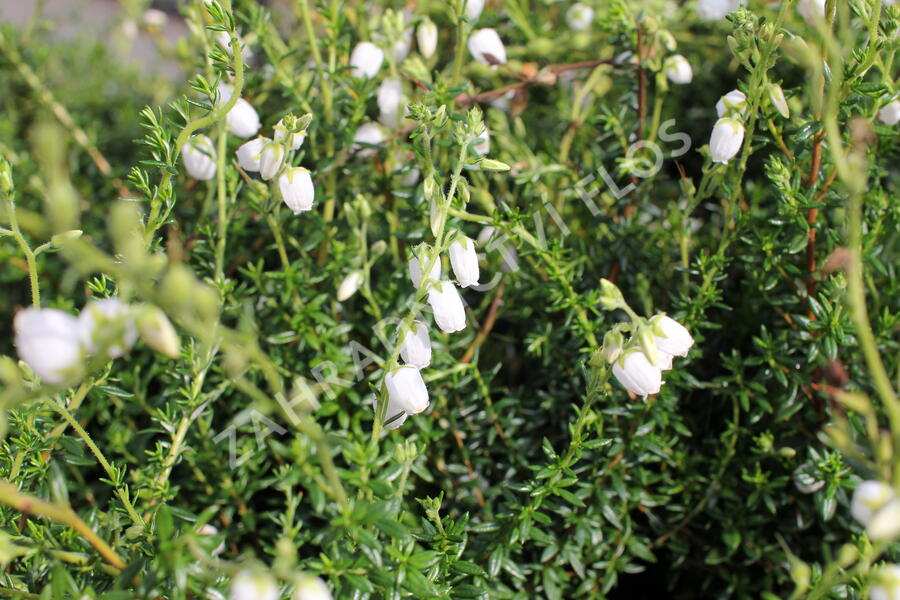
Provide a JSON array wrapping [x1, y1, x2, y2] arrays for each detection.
[[0, 0, 898, 598]]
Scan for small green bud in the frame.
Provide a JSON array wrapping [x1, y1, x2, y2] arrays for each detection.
[[370, 240, 388, 257], [136, 305, 180, 358], [479, 158, 511, 172], [790, 560, 810, 594], [598, 278, 625, 311], [50, 230, 83, 247], [636, 326, 659, 366], [602, 330, 625, 364], [0, 159, 13, 195], [837, 544, 857, 568]]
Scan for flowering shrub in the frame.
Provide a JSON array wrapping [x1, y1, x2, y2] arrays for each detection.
[[0, 0, 898, 598]]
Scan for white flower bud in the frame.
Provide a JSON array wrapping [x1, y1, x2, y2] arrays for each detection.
[[768, 84, 790, 118], [279, 167, 315, 214], [851, 480, 894, 526], [377, 79, 405, 129], [385, 366, 429, 415], [878, 97, 900, 126], [417, 19, 438, 59], [448, 235, 480, 288], [716, 89, 748, 118], [798, 0, 826, 23], [465, 0, 485, 21], [350, 41, 384, 78], [665, 55, 693, 85], [709, 117, 745, 164], [353, 123, 385, 157], [337, 271, 364, 301], [235, 137, 268, 172], [468, 28, 507, 66], [78, 298, 138, 359], [868, 499, 900, 542], [427, 282, 467, 333], [136, 306, 180, 358], [181, 135, 217, 181], [293, 576, 332, 600], [473, 126, 490, 155], [869, 565, 900, 600], [612, 348, 663, 397], [259, 140, 285, 181], [696, 0, 743, 21], [14, 308, 84, 385], [274, 118, 306, 150], [390, 29, 413, 62], [408, 247, 441, 289], [400, 321, 432, 368], [230, 570, 278, 600], [650, 314, 694, 358], [226, 98, 261, 139], [566, 3, 595, 30]]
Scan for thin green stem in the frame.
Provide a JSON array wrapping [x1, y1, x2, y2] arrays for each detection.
[[4, 194, 40, 307]]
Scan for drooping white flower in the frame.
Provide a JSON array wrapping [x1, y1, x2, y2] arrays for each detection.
[[696, 0, 743, 21], [384, 392, 409, 430], [566, 3, 595, 31], [385, 366, 430, 415], [665, 55, 693, 85], [377, 79, 405, 129], [78, 298, 138, 359], [274, 118, 306, 150], [869, 565, 900, 600], [350, 41, 384, 78], [230, 570, 279, 600], [400, 321, 432, 368], [798, 0, 826, 23], [14, 308, 84, 385], [337, 271, 365, 301], [851, 481, 895, 526], [279, 167, 315, 214], [468, 28, 507, 66], [417, 18, 438, 59], [768, 84, 790, 119], [448, 235, 480, 288], [390, 28, 414, 62], [878, 97, 900, 126], [473, 126, 490, 155], [235, 137, 268, 172], [612, 348, 664, 396], [465, 0, 485, 21], [868, 499, 900, 542], [649, 315, 694, 358], [709, 117, 745, 164], [293, 576, 332, 600], [181, 135, 217, 181], [716, 89, 748, 118], [258, 140, 284, 180], [408, 247, 441, 289], [353, 123, 385, 157], [220, 86, 261, 138], [136, 306, 180, 358], [427, 282, 467, 333]]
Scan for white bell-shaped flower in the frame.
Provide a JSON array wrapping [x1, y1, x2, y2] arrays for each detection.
[[566, 3, 595, 30], [231, 570, 279, 600], [220, 85, 261, 138], [612, 348, 663, 397], [868, 499, 900, 542], [716, 89, 748, 118], [181, 135, 217, 181], [136, 306, 180, 358], [427, 282, 467, 333], [14, 308, 84, 384], [408, 247, 441, 289], [665, 55, 693, 85], [852, 480, 895, 526], [78, 298, 138, 359], [709, 117, 744, 164], [448, 235, 480, 288], [798, 0, 826, 22], [878, 97, 900, 126], [258, 140, 284, 180], [468, 28, 507, 66], [384, 392, 409, 430], [417, 19, 438, 59], [385, 366, 429, 415], [768, 84, 790, 118], [350, 41, 384, 78], [293, 576, 332, 600], [279, 167, 315, 214], [337, 271, 364, 301], [235, 137, 268, 172], [274, 118, 306, 150], [377, 79, 405, 129], [465, 0, 485, 21], [400, 321, 432, 368], [649, 315, 694, 358], [353, 123, 385, 157], [869, 565, 900, 600], [390, 28, 413, 62]]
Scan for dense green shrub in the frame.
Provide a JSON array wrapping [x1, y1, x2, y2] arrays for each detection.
[[0, 0, 898, 598]]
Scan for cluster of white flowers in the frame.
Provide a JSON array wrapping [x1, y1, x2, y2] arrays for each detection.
[[231, 570, 331, 600], [13, 300, 179, 385], [606, 314, 695, 397], [181, 81, 316, 216], [851, 480, 900, 542], [383, 234, 481, 429]]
